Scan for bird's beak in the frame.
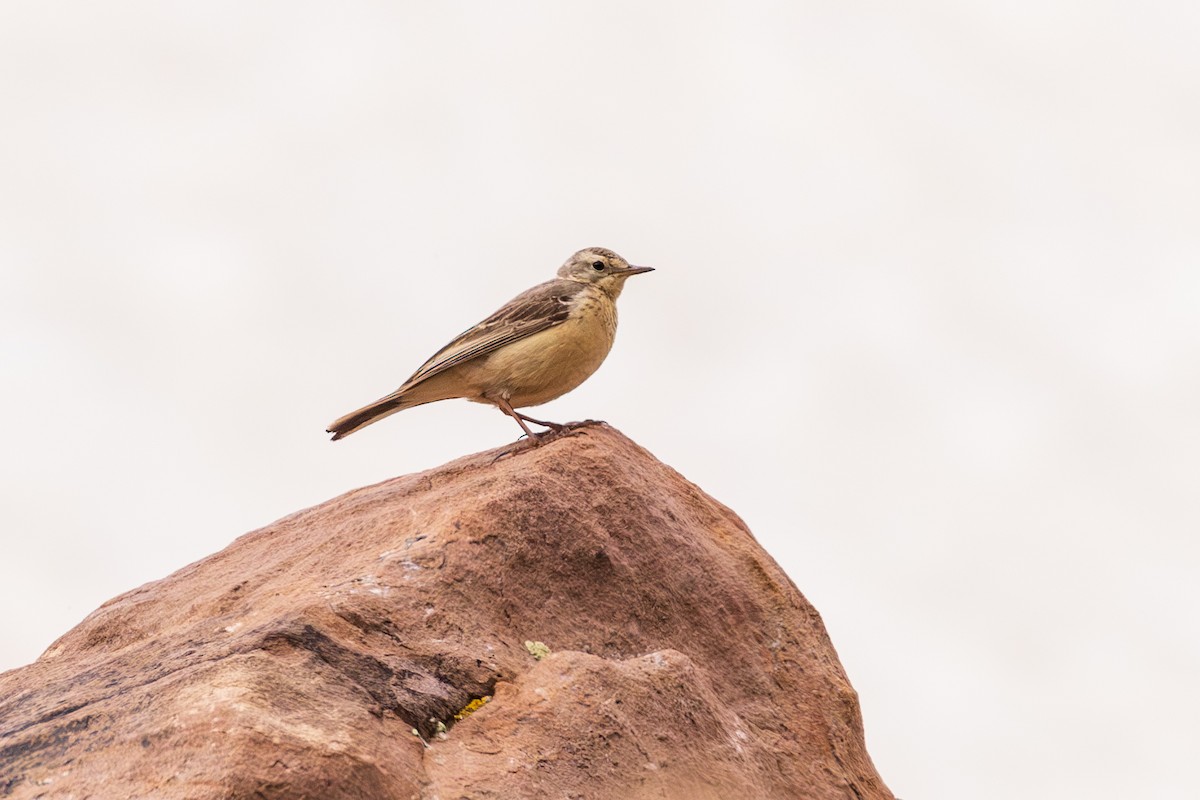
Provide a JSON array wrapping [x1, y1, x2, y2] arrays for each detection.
[[618, 265, 654, 276]]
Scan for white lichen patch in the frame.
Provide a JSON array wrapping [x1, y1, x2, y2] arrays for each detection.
[[524, 640, 551, 660]]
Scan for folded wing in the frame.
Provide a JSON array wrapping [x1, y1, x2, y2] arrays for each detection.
[[399, 279, 582, 391]]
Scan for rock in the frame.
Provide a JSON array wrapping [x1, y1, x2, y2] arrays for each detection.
[[0, 424, 892, 799]]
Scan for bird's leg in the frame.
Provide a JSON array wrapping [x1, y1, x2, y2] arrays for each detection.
[[513, 411, 567, 432], [493, 397, 541, 440]]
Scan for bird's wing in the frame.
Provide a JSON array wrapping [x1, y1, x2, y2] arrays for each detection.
[[399, 279, 583, 389]]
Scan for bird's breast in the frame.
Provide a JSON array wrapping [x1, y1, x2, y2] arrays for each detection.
[[477, 291, 618, 408]]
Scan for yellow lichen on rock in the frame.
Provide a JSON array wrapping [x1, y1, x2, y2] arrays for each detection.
[[453, 695, 491, 721]]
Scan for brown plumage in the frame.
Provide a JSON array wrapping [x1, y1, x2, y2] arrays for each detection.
[[327, 247, 652, 441]]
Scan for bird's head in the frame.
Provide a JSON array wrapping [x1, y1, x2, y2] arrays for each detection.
[[557, 247, 653, 298]]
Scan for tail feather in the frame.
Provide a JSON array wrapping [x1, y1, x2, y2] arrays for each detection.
[[329, 374, 462, 440], [327, 395, 412, 440]]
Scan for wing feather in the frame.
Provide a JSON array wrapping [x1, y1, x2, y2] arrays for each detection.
[[399, 279, 582, 390]]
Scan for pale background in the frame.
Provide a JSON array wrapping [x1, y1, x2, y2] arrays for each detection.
[[1, 2, 1197, 798]]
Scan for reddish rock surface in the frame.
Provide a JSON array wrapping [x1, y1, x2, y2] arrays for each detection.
[[0, 424, 892, 799]]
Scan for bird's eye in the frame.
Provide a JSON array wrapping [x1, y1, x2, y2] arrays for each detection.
[[592, 261, 605, 270]]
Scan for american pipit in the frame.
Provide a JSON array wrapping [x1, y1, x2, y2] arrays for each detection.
[[327, 247, 652, 441]]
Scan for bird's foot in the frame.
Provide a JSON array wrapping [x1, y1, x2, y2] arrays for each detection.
[[491, 436, 530, 461], [514, 412, 566, 432], [560, 418, 603, 430], [493, 421, 601, 461], [532, 419, 603, 440]]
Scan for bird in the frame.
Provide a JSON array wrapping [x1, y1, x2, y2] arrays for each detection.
[[327, 246, 653, 442]]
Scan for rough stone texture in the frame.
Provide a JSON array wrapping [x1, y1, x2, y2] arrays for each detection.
[[0, 424, 892, 799]]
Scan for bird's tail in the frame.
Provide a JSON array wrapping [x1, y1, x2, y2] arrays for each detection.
[[327, 393, 420, 440]]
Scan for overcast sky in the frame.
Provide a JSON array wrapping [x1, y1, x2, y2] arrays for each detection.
[[2, 3, 1198, 798]]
